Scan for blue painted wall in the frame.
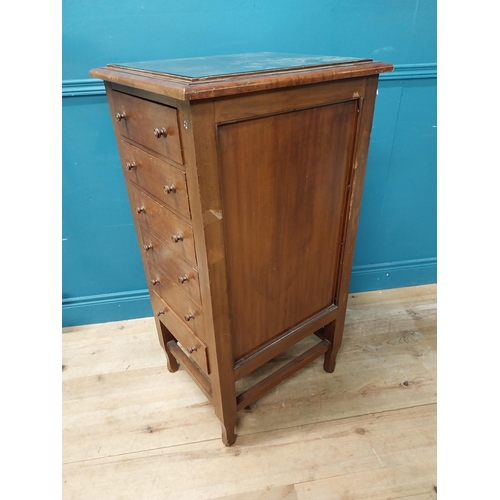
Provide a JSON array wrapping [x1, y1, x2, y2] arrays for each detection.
[[62, 0, 437, 326]]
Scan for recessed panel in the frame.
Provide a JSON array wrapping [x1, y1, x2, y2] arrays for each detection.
[[218, 101, 358, 360]]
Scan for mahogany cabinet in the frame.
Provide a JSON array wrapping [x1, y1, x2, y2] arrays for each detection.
[[90, 53, 393, 445]]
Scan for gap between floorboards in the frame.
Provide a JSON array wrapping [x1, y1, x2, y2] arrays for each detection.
[[63, 401, 436, 466]]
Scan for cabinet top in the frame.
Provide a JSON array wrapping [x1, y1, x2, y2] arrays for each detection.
[[90, 52, 393, 101]]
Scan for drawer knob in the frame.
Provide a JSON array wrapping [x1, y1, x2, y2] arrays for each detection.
[[126, 161, 137, 170], [171, 233, 183, 243], [163, 184, 177, 194], [136, 206, 146, 214], [143, 244, 153, 251], [115, 112, 127, 121], [150, 278, 160, 285], [153, 127, 167, 138], [155, 309, 165, 316], [184, 313, 195, 322], [187, 346, 197, 354], [178, 274, 189, 284]]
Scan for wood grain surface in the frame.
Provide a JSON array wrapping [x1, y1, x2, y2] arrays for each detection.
[[90, 60, 393, 101], [62, 284, 436, 499], [218, 100, 357, 361], [94, 61, 393, 445]]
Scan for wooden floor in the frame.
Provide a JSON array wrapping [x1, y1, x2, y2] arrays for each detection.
[[62, 284, 437, 499]]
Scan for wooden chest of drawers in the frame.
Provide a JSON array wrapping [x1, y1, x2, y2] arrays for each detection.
[[90, 53, 393, 445]]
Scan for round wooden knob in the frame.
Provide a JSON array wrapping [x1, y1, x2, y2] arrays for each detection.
[[187, 346, 197, 354], [126, 162, 137, 170], [171, 233, 183, 243], [115, 112, 126, 121], [153, 127, 167, 138], [184, 313, 195, 322], [178, 274, 189, 284], [163, 184, 177, 194], [136, 206, 145, 214]]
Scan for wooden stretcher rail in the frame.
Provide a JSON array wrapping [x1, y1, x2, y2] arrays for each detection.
[[235, 339, 331, 412]]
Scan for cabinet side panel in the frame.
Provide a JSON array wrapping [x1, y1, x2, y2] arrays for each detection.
[[218, 101, 358, 360]]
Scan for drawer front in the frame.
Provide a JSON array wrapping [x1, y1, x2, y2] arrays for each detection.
[[140, 226, 202, 306], [130, 184, 197, 265], [150, 290, 209, 375], [148, 261, 205, 342], [112, 90, 183, 164], [121, 141, 191, 219]]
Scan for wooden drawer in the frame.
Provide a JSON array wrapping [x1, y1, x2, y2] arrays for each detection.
[[150, 290, 209, 375], [111, 90, 183, 164], [130, 184, 197, 265], [140, 226, 202, 306], [121, 141, 191, 219], [148, 260, 205, 342]]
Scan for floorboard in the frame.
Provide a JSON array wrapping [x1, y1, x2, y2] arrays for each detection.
[[62, 284, 437, 499]]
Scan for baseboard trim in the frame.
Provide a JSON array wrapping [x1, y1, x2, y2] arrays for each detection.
[[62, 289, 152, 328], [62, 258, 436, 327], [349, 257, 437, 293]]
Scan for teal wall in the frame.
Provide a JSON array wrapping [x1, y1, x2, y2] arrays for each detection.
[[62, 0, 437, 327]]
